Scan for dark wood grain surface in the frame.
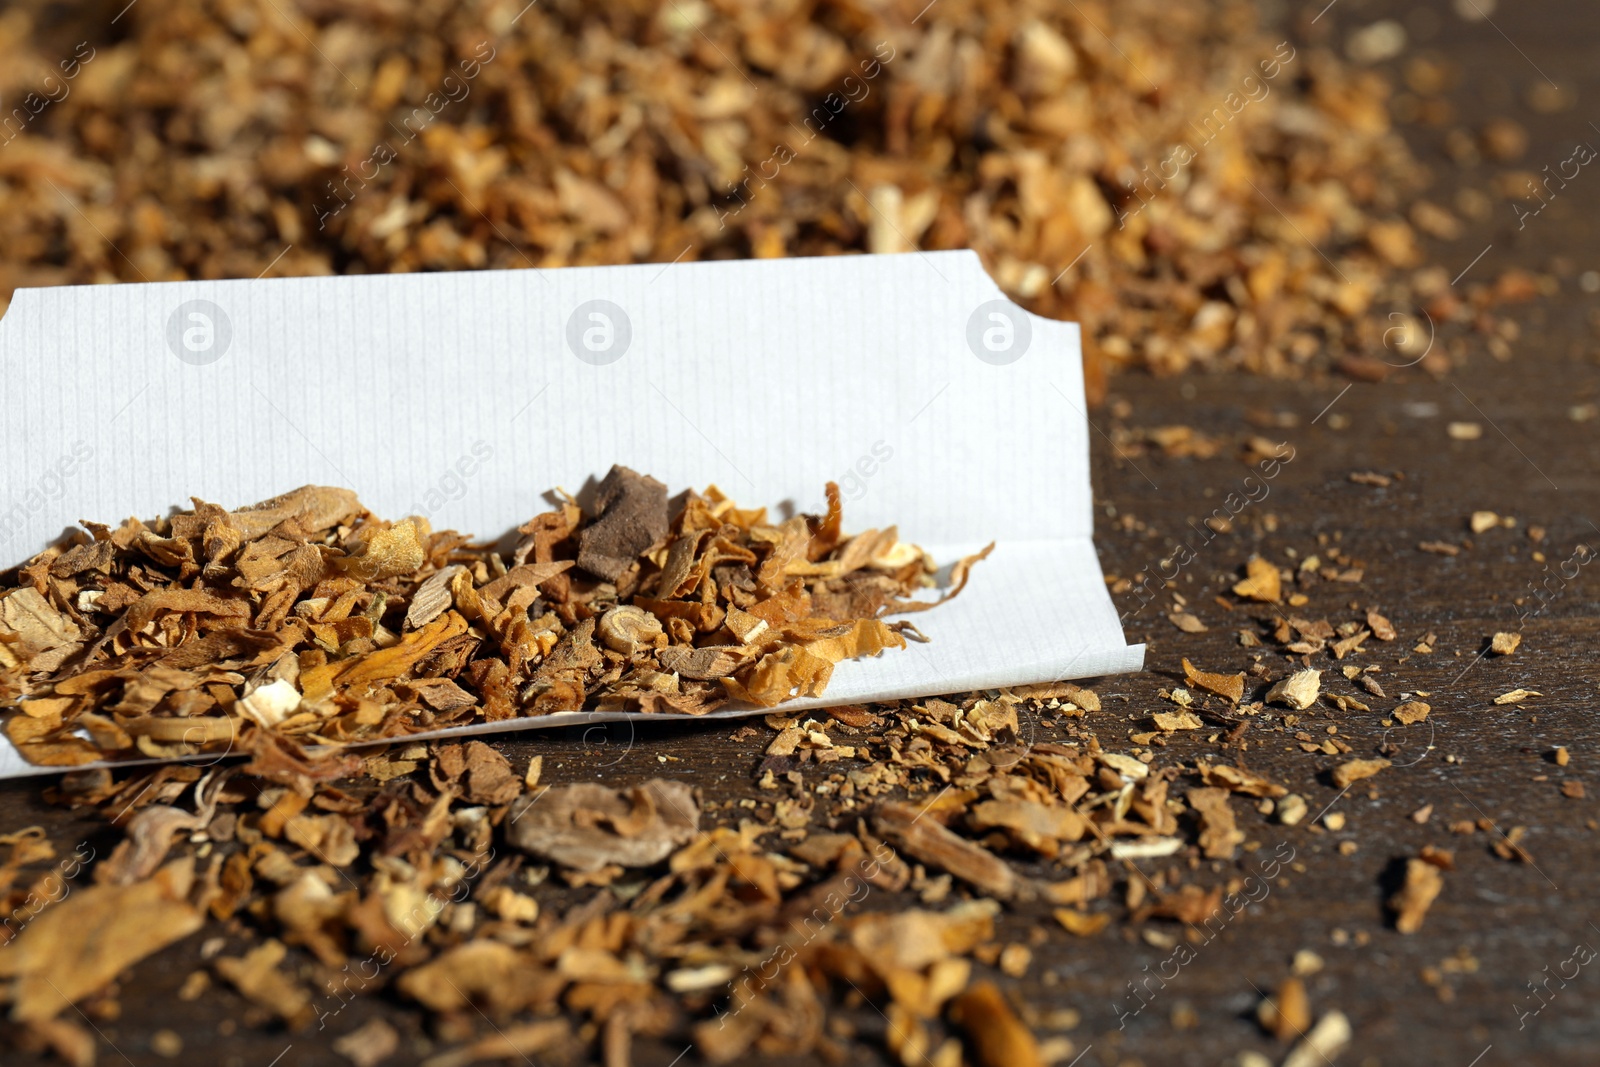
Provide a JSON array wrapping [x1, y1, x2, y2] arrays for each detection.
[[4, 2, 1599, 1065]]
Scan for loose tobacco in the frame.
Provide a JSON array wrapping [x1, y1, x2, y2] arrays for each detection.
[[0, 467, 988, 769]]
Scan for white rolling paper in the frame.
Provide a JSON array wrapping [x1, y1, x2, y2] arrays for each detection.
[[0, 249, 1142, 778]]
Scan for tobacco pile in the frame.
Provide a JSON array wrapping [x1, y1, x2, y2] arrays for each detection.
[[0, 469, 985, 769], [1, 536, 1536, 1067], [0, 677, 1314, 1067], [0, 0, 1526, 386]]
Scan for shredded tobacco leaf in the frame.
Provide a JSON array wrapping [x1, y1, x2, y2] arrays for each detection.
[[0, 678, 1215, 1066], [0, 469, 988, 768]]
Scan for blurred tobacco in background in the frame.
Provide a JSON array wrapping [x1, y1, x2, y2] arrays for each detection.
[[0, 0, 1537, 397]]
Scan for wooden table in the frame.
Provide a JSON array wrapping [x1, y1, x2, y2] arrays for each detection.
[[4, 2, 1598, 1064]]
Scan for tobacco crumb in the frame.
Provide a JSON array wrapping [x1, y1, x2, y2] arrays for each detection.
[[1292, 950, 1326, 976], [1267, 670, 1322, 710], [333, 1019, 401, 1067], [949, 982, 1043, 1067], [1054, 909, 1112, 937], [1282, 1011, 1353, 1067], [176, 971, 209, 1002], [1491, 827, 1535, 864], [1393, 701, 1431, 725], [213, 940, 314, 1028], [998, 943, 1032, 978], [1277, 794, 1309, 826], [1480, 118, 1530, 162], [1366, 610, 1398, 641], [1390, 855, 1446, 933], [1233, 557, 1283, 604], [1189, 787, 1245, 859], [1182, 657, 1246, 703], [1332, 758, 1391, 788], [1153, 711, 1204, 732], [1258, 976, 1312, 1040]]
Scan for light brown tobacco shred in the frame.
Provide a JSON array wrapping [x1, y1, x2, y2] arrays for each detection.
[[1490, 631, 1521, 655], [0, 472, 985, 767], [1392, 701, 1430, 725], [1366, 609, 1398, 641], [1182, 657, 1246, 703], [1284, 1012, 1353, 1067], [1389, 855, 1446, 934], [873, 800, 1027, 902], [1259, 975, 1312, 1040], [948, 981, 1044, 1067], [1331, 757, 1391, 788], [1266, 669, 1322, 710], [0, 858, 202, 1022], [1187, 786, 1244, 860], [1200, 762, 1288, 798], [213, 939, 316, 1028], [1232, 557, 1283, 604]]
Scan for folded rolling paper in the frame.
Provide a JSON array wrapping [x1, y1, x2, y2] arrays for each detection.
[[0, 250, 1143, 777]]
